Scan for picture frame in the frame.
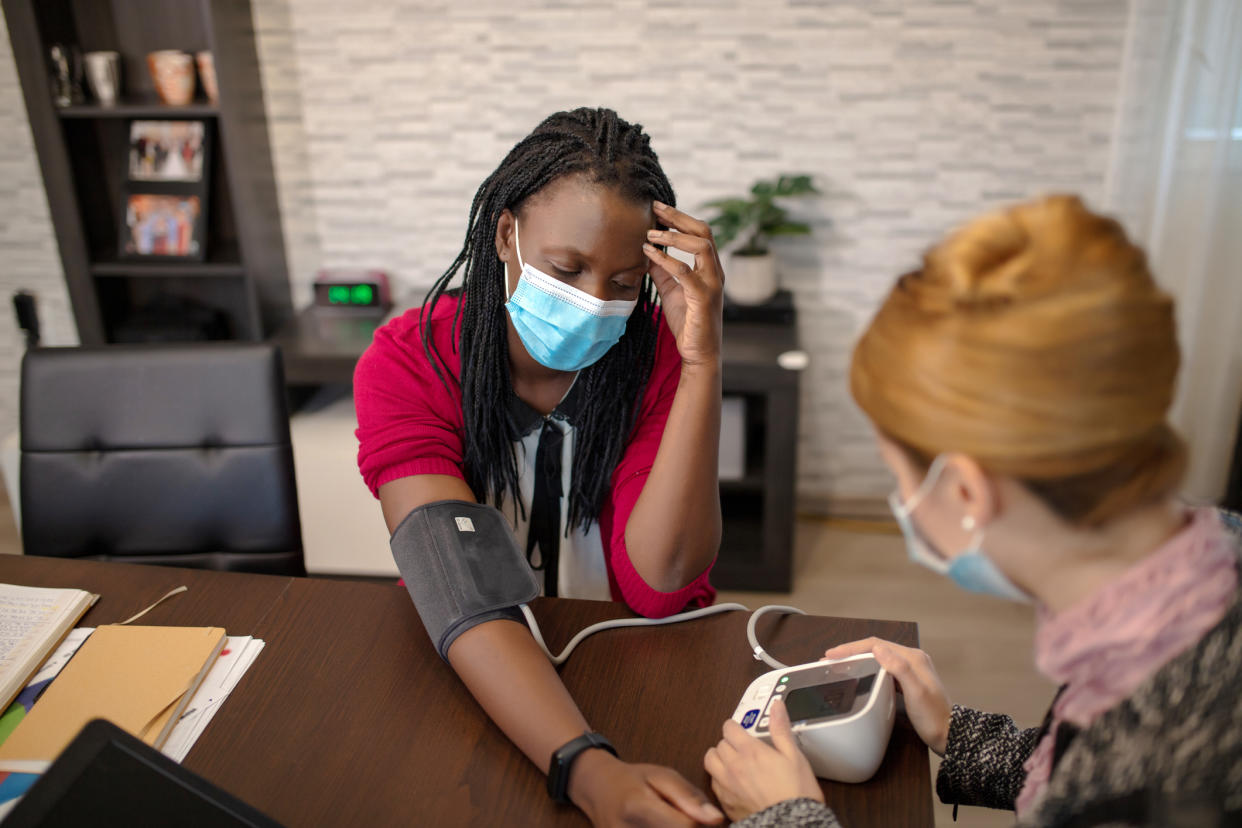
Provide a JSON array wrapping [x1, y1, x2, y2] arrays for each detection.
[[127, 120, 206, 183], [118, 119, 212, 262], [120, 193, 205, 258]]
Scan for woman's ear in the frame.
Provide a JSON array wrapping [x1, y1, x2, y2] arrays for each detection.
[[495, 209, 516, 264], [942, 453, 998, 529]]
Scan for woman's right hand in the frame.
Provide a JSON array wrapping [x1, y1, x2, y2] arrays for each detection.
[[571, 750, 725, 827], [643, 202, 724, 371], [823, 638, 952, 756]]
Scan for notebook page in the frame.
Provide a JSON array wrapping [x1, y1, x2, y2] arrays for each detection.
[[0, 586, 86, 678]]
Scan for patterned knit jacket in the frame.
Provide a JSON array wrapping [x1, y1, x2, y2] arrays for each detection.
[[735, 511, 1242, 828]]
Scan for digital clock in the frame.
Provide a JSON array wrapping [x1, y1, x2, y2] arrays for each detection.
[[312, 269, 391, 311]]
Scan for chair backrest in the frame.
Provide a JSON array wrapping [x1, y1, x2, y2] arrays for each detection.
[[20, 344, 304, 575]]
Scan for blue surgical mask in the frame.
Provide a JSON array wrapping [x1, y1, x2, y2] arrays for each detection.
[[503, 221, 638, 372], [888, 455, 1031, 603]]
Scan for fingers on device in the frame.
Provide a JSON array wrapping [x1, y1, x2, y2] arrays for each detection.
[[730, 653, 895, 783]]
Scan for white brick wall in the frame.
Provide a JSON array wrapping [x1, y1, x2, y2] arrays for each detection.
[[0, 0, 1130, 503], [0, 11, 78, 450]]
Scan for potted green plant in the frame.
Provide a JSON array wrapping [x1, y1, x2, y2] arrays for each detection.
[[704, 174, 819, 305]]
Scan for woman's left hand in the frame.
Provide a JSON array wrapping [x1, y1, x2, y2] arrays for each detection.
[[643, 201, 724, 370], [703, 698, 824, 821]]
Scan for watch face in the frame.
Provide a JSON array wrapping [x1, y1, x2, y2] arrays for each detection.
[[314, 282, 380, 307], [548, 733, 613, 803]]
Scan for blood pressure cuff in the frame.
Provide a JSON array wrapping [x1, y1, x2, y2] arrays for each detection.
[[391, 500, 540, 660]]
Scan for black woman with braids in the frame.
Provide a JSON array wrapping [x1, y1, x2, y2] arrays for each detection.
[[354, 108, 726, 825]]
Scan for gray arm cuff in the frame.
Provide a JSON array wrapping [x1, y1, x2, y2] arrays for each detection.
[[439, 607, 527, 656], [390, 500, 540, 660]]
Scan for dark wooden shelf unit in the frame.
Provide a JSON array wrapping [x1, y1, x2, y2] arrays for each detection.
[[719, 475, 767, 494], [4, 0, 291, 345], [56, 96, 220, 119], [714, 321, 801, 591], [90, 241, 244, 276], [270, 307, 393, 386]]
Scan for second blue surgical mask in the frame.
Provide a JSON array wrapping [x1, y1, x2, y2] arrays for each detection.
[[504, 220, 638, 372], [888, 455, 1031, 603]]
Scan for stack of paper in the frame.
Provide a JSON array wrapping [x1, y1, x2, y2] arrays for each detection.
[[162, 635, 266, 762]]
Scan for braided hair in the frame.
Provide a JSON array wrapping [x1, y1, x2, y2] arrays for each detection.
[[421, 107, 676, 531]]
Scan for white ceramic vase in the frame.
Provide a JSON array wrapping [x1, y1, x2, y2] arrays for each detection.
[[83, 51, 121, 106], [725, 252, 778, 305]]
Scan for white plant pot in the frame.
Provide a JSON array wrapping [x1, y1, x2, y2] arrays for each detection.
[[725, 252, 778, 305]]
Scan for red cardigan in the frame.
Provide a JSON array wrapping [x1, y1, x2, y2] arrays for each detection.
[[353, 295, 716, 617]]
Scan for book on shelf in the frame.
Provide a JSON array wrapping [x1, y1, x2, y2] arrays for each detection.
[[0, 585, 98, 714], [0, 625, 226, 769]]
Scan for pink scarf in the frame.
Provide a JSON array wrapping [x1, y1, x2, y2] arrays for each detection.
[[1014, 508, 1238, 816]]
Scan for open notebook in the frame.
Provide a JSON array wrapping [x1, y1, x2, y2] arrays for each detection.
[[0, 585, 98, 714]]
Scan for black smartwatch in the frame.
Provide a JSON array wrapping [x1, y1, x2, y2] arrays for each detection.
[[547, 731, 617, 804]]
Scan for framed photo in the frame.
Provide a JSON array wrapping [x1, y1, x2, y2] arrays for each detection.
[[127, 120, 206, 182], [121, 194, 204, 258], [119, 119, 211, 261]]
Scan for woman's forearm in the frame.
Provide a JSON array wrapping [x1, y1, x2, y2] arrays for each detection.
[[446, 614, 716, 824], [448, 619, 592, 772], [625, 360, 723, 592], [447, 618, 625, 810]]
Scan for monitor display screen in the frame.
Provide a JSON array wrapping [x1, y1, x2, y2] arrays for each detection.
[[783, 674, 876, 723]]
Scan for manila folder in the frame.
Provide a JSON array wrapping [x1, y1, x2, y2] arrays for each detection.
[[0, 624, 226, 763]]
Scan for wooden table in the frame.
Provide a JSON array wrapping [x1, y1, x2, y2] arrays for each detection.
[[0, 556, 933, 827]]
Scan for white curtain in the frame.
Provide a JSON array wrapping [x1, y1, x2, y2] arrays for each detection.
[[1106, 0, 1242, 503]]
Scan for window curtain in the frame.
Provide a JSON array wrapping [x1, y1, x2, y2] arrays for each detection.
[[1105, 0, 1242, 503]]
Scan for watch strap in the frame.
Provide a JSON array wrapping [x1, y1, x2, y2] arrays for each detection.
[[547, 731, 617, 804]]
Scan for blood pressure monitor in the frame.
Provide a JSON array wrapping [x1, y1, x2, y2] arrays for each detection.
[[730, 653, 895, 783], [386, 517, 897, 789]]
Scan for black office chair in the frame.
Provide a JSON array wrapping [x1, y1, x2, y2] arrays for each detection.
[[20, 343, 305, 575]]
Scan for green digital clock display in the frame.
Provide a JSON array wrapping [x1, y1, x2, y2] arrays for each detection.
[[327, 284, 375, 306], [314, 281, 383, 309]]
